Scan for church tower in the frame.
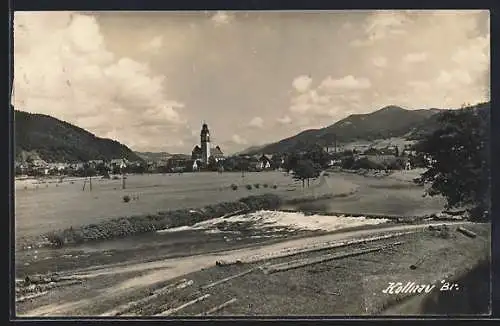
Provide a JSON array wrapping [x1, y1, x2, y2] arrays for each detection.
[[200, 123, 211, 165]]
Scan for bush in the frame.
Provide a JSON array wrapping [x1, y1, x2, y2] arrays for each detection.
[[341, 156, 355, 169], [272, 184, 278, 189], [239, 194, 282, 210], [387, 158, 405, 170], [263, 183, 269, 188], [46, 232, 64, 248], [230, 184, 238, 191], [352, 157, 385, 170], [254, 183, 260, 189], [246, 184, 252, 190], [123, 195, 131, 203]]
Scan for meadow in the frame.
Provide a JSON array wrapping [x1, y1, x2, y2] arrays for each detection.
[[14, 171, 358, 239]]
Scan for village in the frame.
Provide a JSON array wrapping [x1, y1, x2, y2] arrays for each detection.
[[15, 123, 420, 179], [14, 144, 418, 179]]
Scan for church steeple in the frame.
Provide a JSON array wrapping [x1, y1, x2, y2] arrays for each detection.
[[200, 122, 211, 165]]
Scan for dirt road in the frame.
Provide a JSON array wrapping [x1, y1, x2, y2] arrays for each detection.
[[17, 221, 474, 317]]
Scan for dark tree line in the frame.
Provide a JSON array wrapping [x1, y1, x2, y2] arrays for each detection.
[[414, 104, 490, 220]]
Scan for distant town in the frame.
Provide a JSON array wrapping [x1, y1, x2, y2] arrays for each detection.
[[15, 123, 424, 179]]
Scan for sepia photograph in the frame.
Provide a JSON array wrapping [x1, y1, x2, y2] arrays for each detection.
[[11, 9, 491, 317]]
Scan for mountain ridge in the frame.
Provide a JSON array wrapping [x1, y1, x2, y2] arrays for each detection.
[[242, 104, 488, 155]]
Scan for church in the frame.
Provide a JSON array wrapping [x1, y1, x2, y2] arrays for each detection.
[[191, 123, 225, 167]]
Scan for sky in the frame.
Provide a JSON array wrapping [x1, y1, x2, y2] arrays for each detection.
[[12, 10, 490, 154]]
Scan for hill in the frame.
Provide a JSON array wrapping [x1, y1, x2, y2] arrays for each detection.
[[135, 151, 172, 162], [405, 102, 490, 140], [248, 103, 490, 155], [14, 108, 143, 163], [235, 145, 268, 156], [247, 105, 446, 154]]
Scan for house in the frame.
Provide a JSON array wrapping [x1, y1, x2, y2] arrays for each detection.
[[191, 145, 202, 160], [110, 158, 127, 169], [156, 159, 169, 168], [70, 162, 85, 170], [32, 159, 47, 167], [327, 159, 342, 167], [167, 154, 191, 170], [257, 154, 272, 170], [88, 159, 104, 167], [211, 146, 225, 163], [402, 149, 417, 157]]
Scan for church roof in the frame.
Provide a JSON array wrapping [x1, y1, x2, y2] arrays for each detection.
[[211, 146, 224, 157]]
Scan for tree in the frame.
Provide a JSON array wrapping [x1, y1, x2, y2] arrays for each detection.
[[413, 106, 490, 220], [341, 154, 355, 169], [237, 158, 250, 178], [207, 156, 218, 171], [352, 157, 384, 171], [271, 155, 283, 170], [304, 145, 330, 168], [283, 152, 300, 172], [223, 158, 237, 171], [292, 159, 321, 188], [95, 162, 110, 176]]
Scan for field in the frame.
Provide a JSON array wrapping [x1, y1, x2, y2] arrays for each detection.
[[15, 170, 445, 240], [14, 169, 488, 317]]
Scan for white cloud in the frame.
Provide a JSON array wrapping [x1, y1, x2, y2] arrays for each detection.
[[276, 115, 292, 125], [401, 66, 483, 109], [403, 52, 428, 63], [141, 35, 163, 53], [248, 116, 264, 128], [349, 10, 489, 110], [452, 35, 489, 73], [292, 75, 313, 92], [12, 12, 186, 151], [351, 10, 410, 47], [319, 75, 371, 91], [285, 70, 379, 124], [372, 56, 387, 67], [231, 134, 247, 145], [211, 11, 232, 25], [436, 70, 473, 86]]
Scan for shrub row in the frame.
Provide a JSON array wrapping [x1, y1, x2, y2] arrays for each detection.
[[41, 193, 282, 248], [230, 183, 276, 191]]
